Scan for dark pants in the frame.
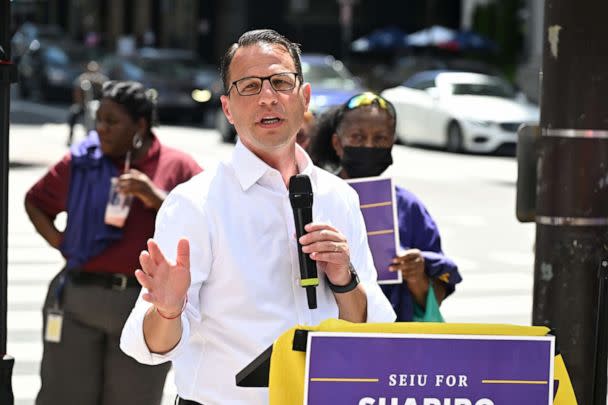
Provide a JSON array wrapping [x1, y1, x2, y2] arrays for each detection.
[[36, 271, 171, 405]]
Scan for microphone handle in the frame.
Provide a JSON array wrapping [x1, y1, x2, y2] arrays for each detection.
[[295, 207, 318, 309], [295, 208, 318, 280], [306, 286, 317, 309]]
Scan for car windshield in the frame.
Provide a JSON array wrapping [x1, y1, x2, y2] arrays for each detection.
[[43, 47, 69, 65], [449, 80, 516, 99], [302, 62, 358, 90], [44, 46, 101, 66], [133, 58, 194, 79]]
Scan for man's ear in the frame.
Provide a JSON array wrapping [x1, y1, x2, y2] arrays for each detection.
[[220, 95, 234, 125], [332, 133, 344, 159], [302, 82, 311, 111]]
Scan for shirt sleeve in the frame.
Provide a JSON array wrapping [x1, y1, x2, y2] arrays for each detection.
[[347, 189, 397, 323], [25, 154, 71, 217], [120, 183, 213, 364], [396, 187, 462, 294]]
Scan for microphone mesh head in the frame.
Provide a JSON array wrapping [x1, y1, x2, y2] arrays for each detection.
[[289, 174, 313, 208], [289, 174, 312, 193]]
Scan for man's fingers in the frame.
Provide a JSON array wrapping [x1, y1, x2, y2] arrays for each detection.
[[139, 251, 156, 277], [304, 222, 338, 234], [299, 229, 344, 245], [309, 252, 345, 264], [134, 269, 152, 289], [141, 291, 155, 303], [301, 241, 345, 254], [147, 239, 168, 266], [176, 238, 190, 269]]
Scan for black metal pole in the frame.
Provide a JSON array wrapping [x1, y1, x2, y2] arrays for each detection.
[[533, 1, 608, 403], [1, 0, 16, 403], [592, 259, 608, 405]]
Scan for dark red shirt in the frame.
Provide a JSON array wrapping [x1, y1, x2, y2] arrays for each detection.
[[26, 134, 203, 275]]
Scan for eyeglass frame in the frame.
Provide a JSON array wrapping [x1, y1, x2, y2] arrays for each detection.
[[344, 92, 396, 118], [226, 72, 302, 96]]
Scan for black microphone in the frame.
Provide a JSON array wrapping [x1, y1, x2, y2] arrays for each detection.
[[289, 174, 318, 309]]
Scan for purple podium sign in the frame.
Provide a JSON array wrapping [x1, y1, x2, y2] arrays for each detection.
[[304, 332, 555, 405], [347, 177, 401, 284]]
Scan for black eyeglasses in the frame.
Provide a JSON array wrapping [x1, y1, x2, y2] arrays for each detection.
[[227, 72, 300, 96]]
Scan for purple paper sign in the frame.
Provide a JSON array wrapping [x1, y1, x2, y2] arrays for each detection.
[[347, 177, 401, 284], [304, 333, 555, 405]]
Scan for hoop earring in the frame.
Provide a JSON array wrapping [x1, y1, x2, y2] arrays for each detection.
[[132, 132, 144, 149]]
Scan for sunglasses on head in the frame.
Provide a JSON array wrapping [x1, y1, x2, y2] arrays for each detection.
[[345, 92, 396, 117]]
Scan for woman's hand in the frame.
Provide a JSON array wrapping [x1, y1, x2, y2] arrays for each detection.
[[390, 249, 430, 307], [117, 169, 167, 210], [24, 198, 64, 250]]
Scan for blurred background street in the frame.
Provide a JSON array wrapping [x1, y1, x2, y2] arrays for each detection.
[[5, 0, 546, 403]]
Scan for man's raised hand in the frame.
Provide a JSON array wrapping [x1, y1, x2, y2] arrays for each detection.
[[135, 238, 191, 318]]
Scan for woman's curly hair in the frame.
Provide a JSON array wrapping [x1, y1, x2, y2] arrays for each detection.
[[101, 80, 159, 127]]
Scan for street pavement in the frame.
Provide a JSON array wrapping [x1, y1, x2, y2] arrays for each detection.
[[6, 102, 535, 403]]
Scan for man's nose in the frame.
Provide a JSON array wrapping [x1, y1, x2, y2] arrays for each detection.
[[258, 80, 278, 105]]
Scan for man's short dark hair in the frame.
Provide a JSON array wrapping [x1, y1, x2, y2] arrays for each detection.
[[220, 29, 303, 94]]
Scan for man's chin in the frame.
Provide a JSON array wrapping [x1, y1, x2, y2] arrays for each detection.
[[246, 132, 294, 151]]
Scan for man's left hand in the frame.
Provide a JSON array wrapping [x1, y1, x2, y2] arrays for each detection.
[[300, 222, 351, 286]]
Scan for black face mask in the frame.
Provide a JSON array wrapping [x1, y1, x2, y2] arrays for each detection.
[[341, 146, 393, 178]]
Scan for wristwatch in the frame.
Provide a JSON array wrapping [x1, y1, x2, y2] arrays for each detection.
[[326, 263, 360, 294]]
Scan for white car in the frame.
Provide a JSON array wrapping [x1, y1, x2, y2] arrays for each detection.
[[381, 70, 540, 153]]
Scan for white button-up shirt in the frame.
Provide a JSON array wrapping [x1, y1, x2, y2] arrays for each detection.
[[120, 141, 396, 404]]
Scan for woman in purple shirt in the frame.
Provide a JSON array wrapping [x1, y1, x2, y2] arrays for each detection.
[[309, 92, 462, 321]]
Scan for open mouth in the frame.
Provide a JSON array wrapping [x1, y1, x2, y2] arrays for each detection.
[[257, 115, 285, 129], [260, 117, 282, 125]]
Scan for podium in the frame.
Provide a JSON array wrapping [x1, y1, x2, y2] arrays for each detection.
[[237, 319, 578, 405]]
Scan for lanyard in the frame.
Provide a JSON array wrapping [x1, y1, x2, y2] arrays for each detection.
[[53, 270, 69, 310]]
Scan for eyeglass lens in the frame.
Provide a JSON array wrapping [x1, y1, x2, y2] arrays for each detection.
[[235, 73, 297, 95]]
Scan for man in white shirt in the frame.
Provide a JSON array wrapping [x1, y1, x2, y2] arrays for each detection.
[[120, 29, 396, 404]]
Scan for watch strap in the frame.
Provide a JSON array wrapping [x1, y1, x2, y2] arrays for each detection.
[[326, 264, 359, 294]]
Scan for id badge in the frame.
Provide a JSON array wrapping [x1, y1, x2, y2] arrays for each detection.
[[44, 308, 64, 343], [104, 177, 132, 228]]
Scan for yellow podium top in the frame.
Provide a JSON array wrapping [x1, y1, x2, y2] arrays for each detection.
[[268, 319, 577, 405]]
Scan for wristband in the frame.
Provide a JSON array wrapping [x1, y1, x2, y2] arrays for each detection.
[[326, 264, 360, 294], [155, 296, 188, 320]]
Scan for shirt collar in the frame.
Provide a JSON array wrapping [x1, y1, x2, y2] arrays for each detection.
[[231, 139, 315, 192]]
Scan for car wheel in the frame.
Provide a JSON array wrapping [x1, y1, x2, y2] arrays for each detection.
[[446, 122, 463, 153], [215, 109, 237, 143]]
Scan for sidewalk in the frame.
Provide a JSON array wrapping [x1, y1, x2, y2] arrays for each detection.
[[9, 123, 70, 168]]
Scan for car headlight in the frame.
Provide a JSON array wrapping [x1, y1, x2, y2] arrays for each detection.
[[467, 119, 494, 127], [192, 89, 212, 103]]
